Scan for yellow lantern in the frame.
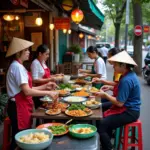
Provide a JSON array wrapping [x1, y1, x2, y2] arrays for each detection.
[[63, 29, 67, 33], [88, 35, 92, 39], [49, 24, 55, 30], [71, 8, 84, 24], [79, 33, 84, 39], [62, 0, 73, 11], [68, 29, 71, 34], [35, 17, 43, 26], [3, 14, 15, 21]]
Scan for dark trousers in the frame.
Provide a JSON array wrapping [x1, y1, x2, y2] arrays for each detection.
[[97, 109, 140, 150], [7, 100, 20, 150]]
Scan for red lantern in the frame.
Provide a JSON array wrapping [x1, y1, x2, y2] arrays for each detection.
[[71, 8, 84, 24]]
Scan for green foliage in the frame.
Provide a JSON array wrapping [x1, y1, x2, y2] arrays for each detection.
[[68, 104, 86, 111], [68, 44, 82, 54]]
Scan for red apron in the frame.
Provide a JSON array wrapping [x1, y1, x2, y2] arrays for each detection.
[[15, 61, 34, 130], [39, 60, 51, 79], [104, 74, 127, 117], [34, 60, 51, 86]]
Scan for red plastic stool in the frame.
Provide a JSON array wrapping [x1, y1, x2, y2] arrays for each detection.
[[2, 117, 11, 150], [118, 120, 143, 150]]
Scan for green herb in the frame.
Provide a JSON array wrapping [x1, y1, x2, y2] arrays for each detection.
[[68, 104, 85, 111], [59, 83, 73, 90], [47, 125, 66, 135]]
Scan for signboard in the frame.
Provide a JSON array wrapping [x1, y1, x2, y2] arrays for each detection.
[[10, 0, 19, 5], [54, 18, 70, 30], [134, 25, 142, 36], [143, 26, 149, 33]]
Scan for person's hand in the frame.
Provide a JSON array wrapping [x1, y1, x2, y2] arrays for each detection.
[[46, 82, 59, 90], [49, 77, 56, 82], [47, 91, 59, 100], [93, 90, 106, 98], [92, 78, 106, 84], [78, 69, 85, 73], [100, 85, 111, 92], [81, 73, 89, 77], [92, 77, 100, 83]]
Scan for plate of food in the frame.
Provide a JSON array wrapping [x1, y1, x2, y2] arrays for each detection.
[[36, 123, 69, 136], [63, 96, 87, 103], [72, 90, 90, 97], [65, 104, 93, 117], [82, 98, 101, 109], [89, 87, 99, 93], [65, 108, 93, 117], [40, 96, 53, 103], [45, 109, 61, 115], [58, 90, 70, 97], [58, 83, 76, 92], [75, 79, 87, 84]]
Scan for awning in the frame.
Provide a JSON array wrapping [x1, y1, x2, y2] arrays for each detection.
[[79, 0, 105, 30]]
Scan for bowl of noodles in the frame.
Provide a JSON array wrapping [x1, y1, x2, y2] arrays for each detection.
[[69, 124, 97, 139], [15, 129, 53, 150]]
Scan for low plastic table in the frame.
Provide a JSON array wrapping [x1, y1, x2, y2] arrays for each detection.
[[16, 133, 100, 150], [46, 133, 100, 150]]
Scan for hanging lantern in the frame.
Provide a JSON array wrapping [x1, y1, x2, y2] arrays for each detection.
[[68, 29, 71, 34], [63, 29, 67, 34], [35, 17, 43, 26], [62, 0, 73, 11], [79, 33, 84, 39], [15, 15, 20, 20], [3, 14, 15, 21], [71, 8, 84, 24], [88, 35, 92, 39], [49, 24, 55, 30]]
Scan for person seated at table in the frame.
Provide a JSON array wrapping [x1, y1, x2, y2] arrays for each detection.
[[92, 48, 121, 111], [78, 46, 107, 89], [94, 51, 141, 150], [6, 37, 58, 150]]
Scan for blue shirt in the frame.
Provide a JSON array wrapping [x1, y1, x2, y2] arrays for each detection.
[[117, 71, 141, 111]]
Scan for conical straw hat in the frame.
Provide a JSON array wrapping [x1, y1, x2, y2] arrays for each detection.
[[6, 37, 34, 57], [108, 50, 137, 66]]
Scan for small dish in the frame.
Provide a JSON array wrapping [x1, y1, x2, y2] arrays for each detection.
[[76, 87, 82, 91], [45, 109, 61, 115]]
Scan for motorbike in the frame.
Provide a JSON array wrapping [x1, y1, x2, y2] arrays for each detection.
[[142, 64, 150, 85]]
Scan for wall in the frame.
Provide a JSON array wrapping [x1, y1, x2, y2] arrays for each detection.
[[59, 30, 67, 64]]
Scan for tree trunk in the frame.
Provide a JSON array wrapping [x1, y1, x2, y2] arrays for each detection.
[[115, 23, 121, 48], [132, 2, 143, 76]]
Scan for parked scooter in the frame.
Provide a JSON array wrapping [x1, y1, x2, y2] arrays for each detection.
[[142, 64, 150, 85]]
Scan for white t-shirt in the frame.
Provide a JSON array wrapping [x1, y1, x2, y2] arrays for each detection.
[[100, 46, 109, 57], [94, 57, 107, 79], [6, 60, 28, 98], [31, 59, 48, 80]]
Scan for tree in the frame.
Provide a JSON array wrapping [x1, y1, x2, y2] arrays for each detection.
[[132, 0, 150, 75], [102, 0, 126, 48], [132, 1, 143, 75]]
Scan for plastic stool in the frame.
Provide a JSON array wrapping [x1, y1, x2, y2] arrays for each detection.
[[118, 120, 143, 150], [2, 117, 11, 150]]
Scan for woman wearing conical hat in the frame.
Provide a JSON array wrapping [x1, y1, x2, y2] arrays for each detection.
[[94, 51, 141, 150], [6, 37, 58, 150]]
